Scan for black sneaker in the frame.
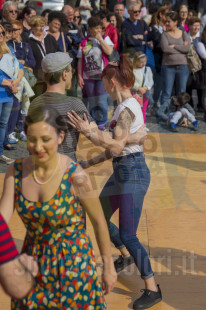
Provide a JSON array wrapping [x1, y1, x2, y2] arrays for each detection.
[[114, 255, 134, 273], [133, 284, 162, 309]]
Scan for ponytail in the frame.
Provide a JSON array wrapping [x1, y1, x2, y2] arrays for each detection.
[[101, 54, 135, 88]]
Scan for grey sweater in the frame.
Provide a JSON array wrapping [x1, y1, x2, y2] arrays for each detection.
[[160, 31, 190, 66]]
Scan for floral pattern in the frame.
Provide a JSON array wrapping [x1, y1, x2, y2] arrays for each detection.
[[11, 158, 106, 310]]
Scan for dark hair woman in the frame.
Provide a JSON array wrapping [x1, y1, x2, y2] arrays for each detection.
[[1, 105, 117, 309], [47, 11, 72, 53], [151, 5, 170, 108], [160, 11, 190, 105], [68, 54, 162, 310]]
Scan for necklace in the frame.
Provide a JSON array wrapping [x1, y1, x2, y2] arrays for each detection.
[[33, 155, 60, 185]]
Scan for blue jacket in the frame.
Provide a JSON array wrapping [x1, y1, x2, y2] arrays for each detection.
[[0, 69, 14, 104], [0, 51, 23, 104], [121, 19, 153, 53], [7, 40, 36, 69]]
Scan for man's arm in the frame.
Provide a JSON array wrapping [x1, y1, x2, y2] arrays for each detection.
[[0, 214, 38, 299]]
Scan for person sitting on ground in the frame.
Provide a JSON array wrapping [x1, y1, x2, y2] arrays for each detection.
[[156, 92, 198, 131], [0, 213, 38, 299]]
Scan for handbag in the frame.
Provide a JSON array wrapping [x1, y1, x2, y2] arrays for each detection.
[[187, 43, 202, 73]]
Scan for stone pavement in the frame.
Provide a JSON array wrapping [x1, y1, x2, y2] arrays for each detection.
[[0, 110, 206, 174]]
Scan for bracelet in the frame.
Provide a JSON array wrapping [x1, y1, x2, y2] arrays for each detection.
[[89, 131, 95, 139]]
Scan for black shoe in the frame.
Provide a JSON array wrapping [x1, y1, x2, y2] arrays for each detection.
[[114, 255, 134, 273], [133, 285, 162, 309], [4, 145, 17, 151]]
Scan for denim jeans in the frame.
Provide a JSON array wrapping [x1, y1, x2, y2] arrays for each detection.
[[82, 79, 108, 125], [7, 97, 24, 135], [160, 65, 190, 105], [0, 101, 13, 156], [100, 152, 153, 280]]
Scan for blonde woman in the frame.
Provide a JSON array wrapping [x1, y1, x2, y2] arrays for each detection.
[[28, 15, 61, 96], [0, 25, 24, 164]]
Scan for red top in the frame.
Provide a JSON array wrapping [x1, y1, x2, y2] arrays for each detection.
[[104, 23, 120, 51], [0, 214, 19, 265]]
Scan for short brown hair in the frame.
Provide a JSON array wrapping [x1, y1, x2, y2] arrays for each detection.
[[29, 15, 45, 28], [11, 20, 23, 29], [177, 92, 190, 106], [188, 17, 201, 27]]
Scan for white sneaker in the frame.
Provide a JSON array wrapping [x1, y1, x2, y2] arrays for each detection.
[[19, 131, 27, 141], [0, 155, 14, 164], [8, 132, 18, 144]]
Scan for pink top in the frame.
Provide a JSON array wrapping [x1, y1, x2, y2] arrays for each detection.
[[184, 23, 189, 32]]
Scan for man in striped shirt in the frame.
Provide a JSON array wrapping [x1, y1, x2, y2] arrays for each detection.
[[0, 213, 38, 299]]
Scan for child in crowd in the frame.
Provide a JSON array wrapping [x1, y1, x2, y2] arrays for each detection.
[[132, 51, 154, 128], [156, 92, 198, 132]]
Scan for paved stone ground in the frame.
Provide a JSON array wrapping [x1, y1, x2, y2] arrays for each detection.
[[0, 108, 205, 174]]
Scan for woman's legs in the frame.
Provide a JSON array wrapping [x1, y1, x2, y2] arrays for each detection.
[[100, 154, 153, 281], [7, 98, 20, 137], [175, 65, 190, 95], [160, 65, 176, 105], [0, 101, 13, 157]]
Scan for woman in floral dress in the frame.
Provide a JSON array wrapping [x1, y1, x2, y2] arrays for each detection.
[[0, 105, 116, 309]]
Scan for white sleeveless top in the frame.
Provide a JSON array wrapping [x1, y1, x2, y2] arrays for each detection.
[[109, 97, 144, 157]]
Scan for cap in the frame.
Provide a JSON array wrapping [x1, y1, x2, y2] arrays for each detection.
[[41, 52, 73, 73]]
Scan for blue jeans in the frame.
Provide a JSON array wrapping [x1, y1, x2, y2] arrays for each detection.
[[82, 79, 108, 125], [160, 65, 190, 105], [0, 101, 13, 156], [100, 152, 153, 280]]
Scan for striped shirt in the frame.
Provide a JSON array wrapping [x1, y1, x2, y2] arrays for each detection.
[[29, 92, 94, 160], [0, 214, 19, 265]]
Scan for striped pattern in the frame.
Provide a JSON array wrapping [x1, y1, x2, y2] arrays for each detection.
[[29, 92, 94, 160], [0, 214, 19, 265]]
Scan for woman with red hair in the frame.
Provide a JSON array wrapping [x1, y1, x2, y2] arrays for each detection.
[[68, 54, 162, 310]]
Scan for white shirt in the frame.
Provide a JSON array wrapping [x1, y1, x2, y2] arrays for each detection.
[[133, 66, 154, 91], [196, 41, 206, 59], [77, 36, 114, 79], [109, 97, 144, 157]]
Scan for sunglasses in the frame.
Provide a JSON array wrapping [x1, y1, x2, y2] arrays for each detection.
[[12, 28, 21, 32], [74, 16, 81, 19], [132, 10, 141, 13], [0, 31, 5, 35], [9, 10, 18, 13]]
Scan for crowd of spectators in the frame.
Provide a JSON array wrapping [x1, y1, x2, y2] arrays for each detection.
[[0, 0, 206, 164]]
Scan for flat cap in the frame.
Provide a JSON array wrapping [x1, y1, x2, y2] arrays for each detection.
[[41, 52, 73, 73]]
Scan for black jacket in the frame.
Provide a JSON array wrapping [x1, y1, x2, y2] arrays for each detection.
[[28, 34, 61, 80]]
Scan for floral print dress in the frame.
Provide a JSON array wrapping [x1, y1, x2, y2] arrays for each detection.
[[11, 158, 107, 310]]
